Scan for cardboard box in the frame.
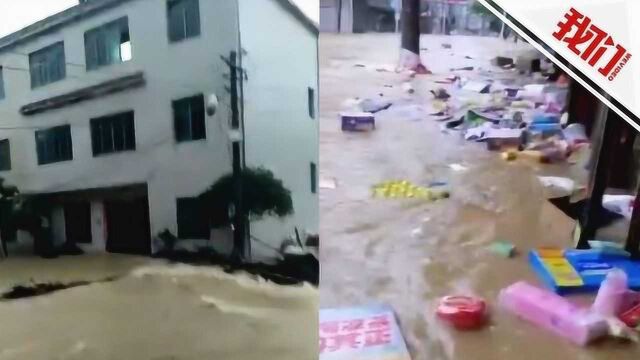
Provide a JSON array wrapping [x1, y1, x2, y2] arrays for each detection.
[[320, 304, 411, 360], [341, 112, 376, 132]]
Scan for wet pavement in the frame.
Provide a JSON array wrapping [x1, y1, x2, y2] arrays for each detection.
[[319, 34, 639, 359], [0, 255, 317, 359]]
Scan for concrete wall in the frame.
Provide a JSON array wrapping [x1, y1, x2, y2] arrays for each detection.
[[320, 0, 353, 33], [51, 206, 66, 246], [320, 0, 354, 33], [320, 0, 340, 32], [239, 0, 319, 262], [85, 201, 107, 253], [0, 0, 240, 253]]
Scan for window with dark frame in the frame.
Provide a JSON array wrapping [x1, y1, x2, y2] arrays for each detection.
[[310, 162, 317, 194], [90, 111, 136, 156], [308, 87, 315, 119], [0, 139, 11, 171], [85, 17, 131, 71], [29, 42, 66, 88], [35, 125, 73, 165], [0, 67, 5, 100], [173, 94, 206, 142], [167, 0, 201, 43], [176, 197, 209, 239]]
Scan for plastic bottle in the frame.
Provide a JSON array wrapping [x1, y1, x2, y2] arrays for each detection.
[[592, 269, 628, 317]]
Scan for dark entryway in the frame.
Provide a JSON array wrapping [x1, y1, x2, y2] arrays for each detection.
[[64, 202, 92, 244], [105, 197, 151, 255]]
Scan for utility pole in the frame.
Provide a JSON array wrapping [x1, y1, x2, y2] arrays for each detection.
[[337, 0, 343, 33], [221, 51, 246, 263], [393, 0, 401, 33], [499, 10, 506, 39], [399, 0, 430, 73]]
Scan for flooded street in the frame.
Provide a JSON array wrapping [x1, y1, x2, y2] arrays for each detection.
[[0, 255, 317, 359], [319, 34, 639, 359]]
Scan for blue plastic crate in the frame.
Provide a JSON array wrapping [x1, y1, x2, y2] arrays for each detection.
[[529, 248, 640, 294]]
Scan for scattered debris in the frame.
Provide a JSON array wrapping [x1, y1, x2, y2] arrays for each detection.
[[449, 163, 468, 172], [379, 64, 397, 72], [411, 227, 423, 238], [538, 176, 577, 197], [485, 129, 524, 151], [372, 180, 449, 200], [320, 304, 410, 358], [466, 109, 502, 124], [501, 151, 517, 161], [602, 194, 635, 220], [319, 177, 338, 190], [360, 96, 392, 113], [433, 114, 453, 122], [445, 117, 464, 129], [489, 240, 516, 258], [491, 56, 514, 67], [414, 64, 432, 75], [341, 97, 363, 112], [621, 303, 640, 328], [588, 240, 625, 251], [499, 281, 609, 345], [428, 181, 448, 187], [431, 88, 451, 100], [519, 84, 546, 102], [465, 122, 493, 141], [462, 81, 490, 93], [436, 295, 488, 330], [592, 269, 628, 317], [1, 277, 118, 300], [341, 112, 376, 132], [529, 247, 640, 294], [451, 66, 474, 71], [431, 99, 449, 112], [504, 87, 520, 98], [510, 100, 535, 109], [401, 82, 415, 94]]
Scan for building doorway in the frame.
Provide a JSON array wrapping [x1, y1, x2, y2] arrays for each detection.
[[64, 202, 92, 244], [105, 196, 151, 255]]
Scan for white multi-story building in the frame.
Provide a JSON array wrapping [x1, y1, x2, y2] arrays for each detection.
[[0, 0, 319, 261]]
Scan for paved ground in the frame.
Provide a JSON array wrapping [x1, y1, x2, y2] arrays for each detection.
[[0, 255, 317, 360], [319, 33, 638, 359]]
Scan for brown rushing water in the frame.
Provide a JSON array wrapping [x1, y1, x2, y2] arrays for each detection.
[[0, 255, 318, 359], [319, 33, 638, 360]]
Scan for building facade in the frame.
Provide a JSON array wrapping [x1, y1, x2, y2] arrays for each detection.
[[0, 0, 319, 261]]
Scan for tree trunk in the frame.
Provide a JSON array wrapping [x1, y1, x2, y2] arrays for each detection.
[[399, 0, 429, 73]]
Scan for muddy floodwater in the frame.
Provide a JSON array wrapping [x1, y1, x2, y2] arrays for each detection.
[[0, 255, 317, 359], [319, 34, 639, 360]]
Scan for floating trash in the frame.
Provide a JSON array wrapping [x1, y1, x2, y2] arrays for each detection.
[[372, 180, 449, 200]]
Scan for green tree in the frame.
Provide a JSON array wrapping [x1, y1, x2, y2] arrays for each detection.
[[199, 167, 293, 228]]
